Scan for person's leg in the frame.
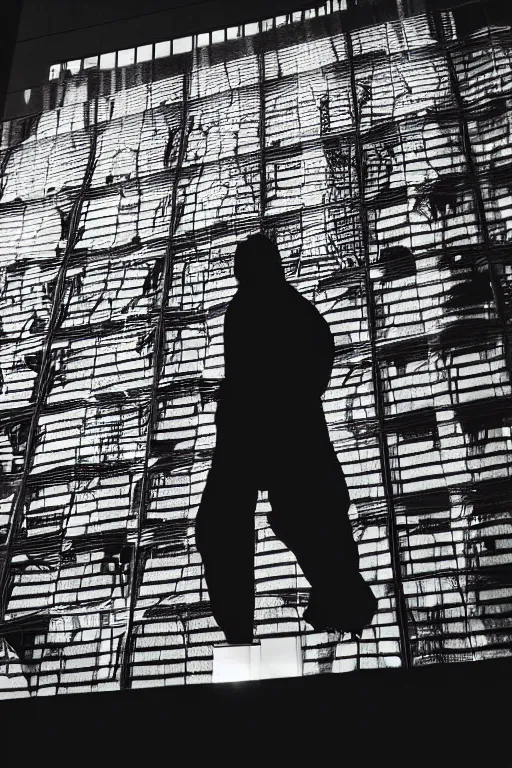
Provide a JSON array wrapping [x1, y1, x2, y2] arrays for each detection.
[[268, 449, 358, 584], [267, 438, 376, 634], [195, 448, 258, 644]]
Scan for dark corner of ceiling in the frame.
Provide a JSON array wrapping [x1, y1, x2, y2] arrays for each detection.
[[0, 0, 24, 121]]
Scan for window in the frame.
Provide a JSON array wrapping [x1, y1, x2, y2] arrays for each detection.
[[154, 40, 171, 59], [244, 22, 259, 36], [99, 52, 116, 69], [84, 56, 99, 70], [173, 36, 193, 54], [197, 32, 210, 48], [118, 48, 135, 67], [136, 45, 153, 63], [65, 59, 81, 75], [211, 29, 225, 44], [49, 63, 61, 81]]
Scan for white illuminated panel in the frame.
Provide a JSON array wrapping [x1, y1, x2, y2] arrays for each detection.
[[118, 48, 135, 67], [84, 56, 99, 70], [197, 33, 210, 48], [137, 44, 153, 63], [65, 59, 81, 75], [244, 22, 259, 36], [213, 644, 262, 683], [154, 40, 171, 59], [49, 63, 61, 80], [212, 29, 226, 44], [260, 637, 303, 680], [213, 638, 303, 683], [99, 51, 116, 69], [173, 36, 193, 54]]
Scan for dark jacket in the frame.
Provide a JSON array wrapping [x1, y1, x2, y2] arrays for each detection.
[[215, 280, 337, 488]]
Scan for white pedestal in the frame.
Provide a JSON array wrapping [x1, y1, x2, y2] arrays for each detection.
[[260, 637, 303, 680], [212, 643, 261, 683], [213, 637, 303, 683]]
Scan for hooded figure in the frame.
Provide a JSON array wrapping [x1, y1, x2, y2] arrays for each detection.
[[195, 234, 376, 644]]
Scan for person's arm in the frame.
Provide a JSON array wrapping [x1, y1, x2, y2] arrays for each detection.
[[221, 304, 242, 397], [298, 300, 335, 399], [217, 304, 235, 403], [314, 311, 335, 397], [217, 297, 254, 403]]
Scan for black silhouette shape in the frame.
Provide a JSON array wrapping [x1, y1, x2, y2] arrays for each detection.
[[195, 234, 377, 644]]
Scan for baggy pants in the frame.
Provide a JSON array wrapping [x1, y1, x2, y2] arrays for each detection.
[[195, 401, 363, 643]]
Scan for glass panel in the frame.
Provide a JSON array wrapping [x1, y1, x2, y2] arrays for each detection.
[[136, 44, 153, 63], [244, 22, 259, 36], [154, 40, 171, 58], [49, 63, 61, 80], [197, 32, 210, 48], [117, 48, 135, 67], [99, 51, 116, 69], [211, 29, 225, 44], [65, 59, 81, 75], [83, 56, 99, 70], [173, 36, 193, 54]]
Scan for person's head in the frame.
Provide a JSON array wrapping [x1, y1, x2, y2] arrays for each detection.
[[233, 233, 285, 288]]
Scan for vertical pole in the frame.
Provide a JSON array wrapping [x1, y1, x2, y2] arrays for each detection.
[[443, 27, 512, 376], [346, 32, 412, 668], [257, 30, 268, 228], [120, 68, 191, 690], [0, 101, 99, 620]]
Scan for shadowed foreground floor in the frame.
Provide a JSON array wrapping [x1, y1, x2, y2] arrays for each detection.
[[1, 656, 510, 766]]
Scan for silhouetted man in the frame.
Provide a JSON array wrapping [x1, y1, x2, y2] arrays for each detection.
[[195, 234, 377, 644]]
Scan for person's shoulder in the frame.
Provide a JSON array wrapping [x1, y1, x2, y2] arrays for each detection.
[[223, 292, 238, 324], [224, 288, 254, 321], [284, 281, 309, 305], [226, 289, 245, 311], [286, 283, 324, 317], [293, 286, 333, 338]]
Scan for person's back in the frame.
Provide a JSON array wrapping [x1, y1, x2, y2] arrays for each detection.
[[219, 280, 334, 491], [223, 280, 334, 404]]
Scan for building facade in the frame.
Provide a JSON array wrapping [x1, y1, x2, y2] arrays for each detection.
[[0, 0, 511, 696]]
